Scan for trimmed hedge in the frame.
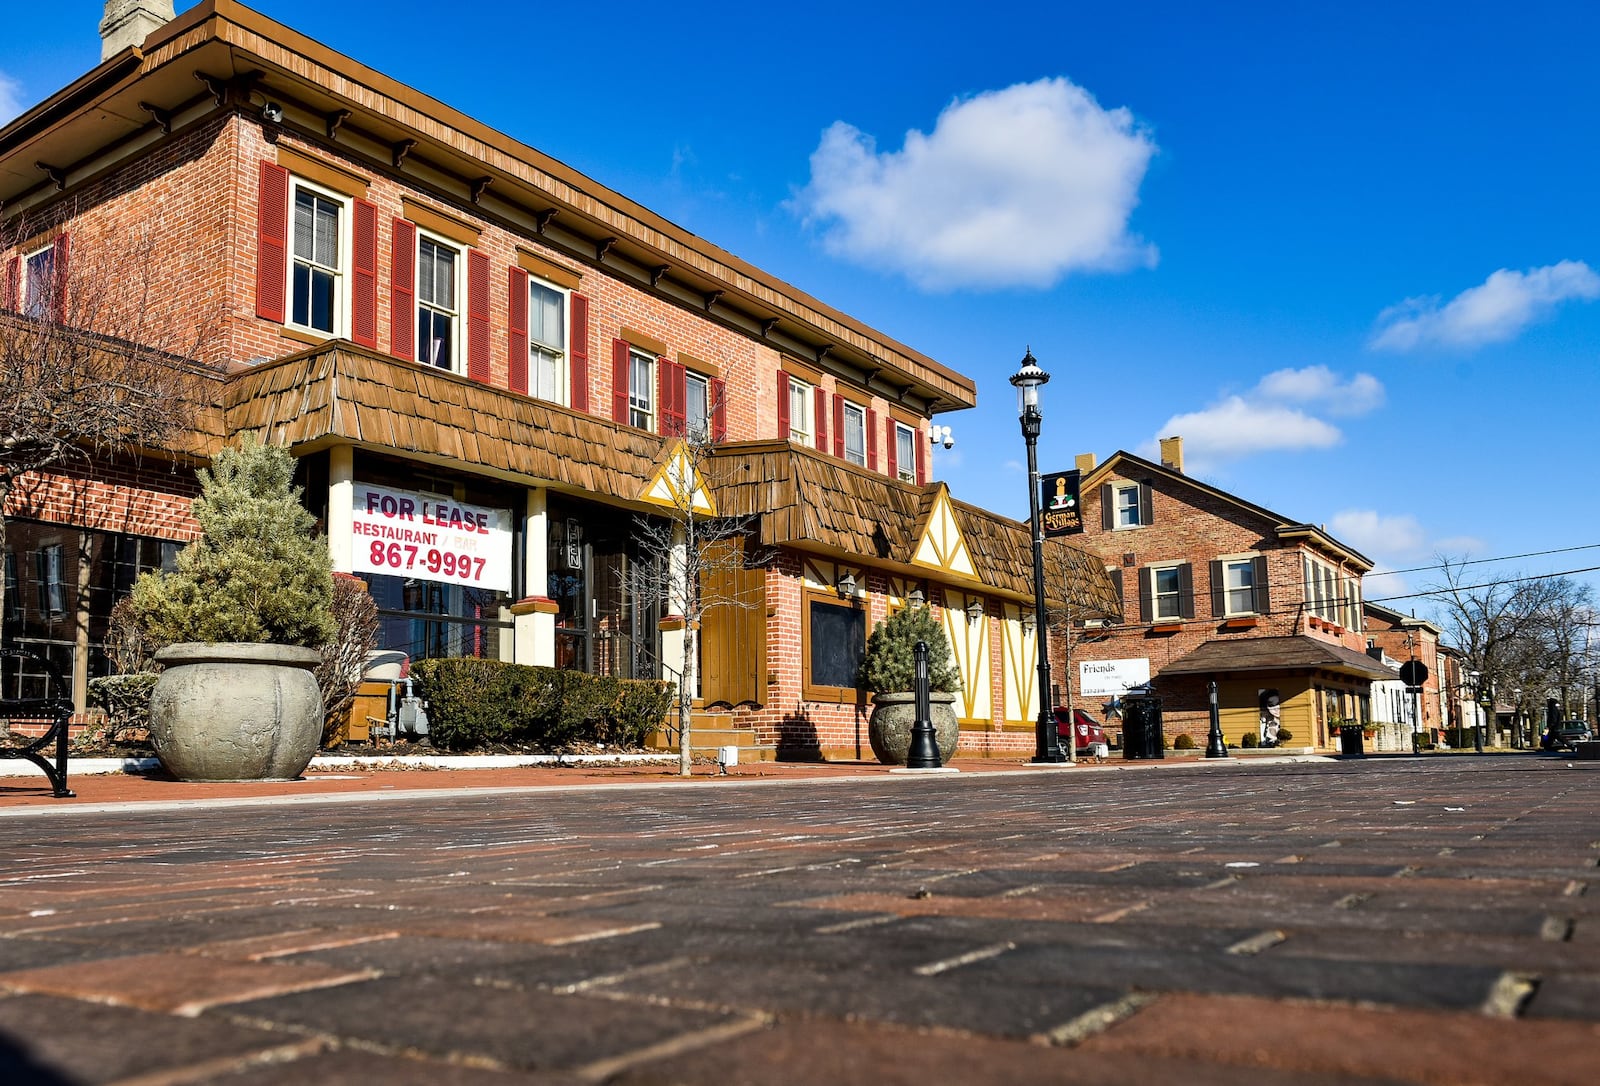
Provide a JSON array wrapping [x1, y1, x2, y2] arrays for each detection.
[[410, 658, 673, 752]]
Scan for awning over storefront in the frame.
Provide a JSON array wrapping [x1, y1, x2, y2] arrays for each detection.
[[1161, 635, 1399, 681]]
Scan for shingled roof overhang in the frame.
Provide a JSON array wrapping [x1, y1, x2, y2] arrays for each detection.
[[223, 342, 670, 507], [703, 441, 1120, 613], [0, 0, 975, 417], [1160, 635, 1398, 681]]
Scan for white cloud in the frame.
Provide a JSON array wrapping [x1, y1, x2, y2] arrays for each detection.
[[1328, 510, 1428, 559], [0, 72, 23, 126], [1371, 261, 1600, 352], [791, 77, 1157, 290], [1151, 366, 1383, 470]]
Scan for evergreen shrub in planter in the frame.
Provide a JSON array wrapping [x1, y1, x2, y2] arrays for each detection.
[[130, 437, 336, 781], [858, 603, 962, 765]]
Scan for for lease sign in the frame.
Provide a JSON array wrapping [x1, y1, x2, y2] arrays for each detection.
[[352, 483, 513, 593], [1079, 658, 1151, 698]]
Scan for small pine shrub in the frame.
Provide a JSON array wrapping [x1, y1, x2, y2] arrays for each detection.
[[1172, 733, 1197, 750], [1241, 732, 1259, 748], [129, 437, 335, 648], [858, 604, 961, 694]]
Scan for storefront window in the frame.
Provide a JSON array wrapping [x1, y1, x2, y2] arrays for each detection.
[[803, 590, 864, 701]]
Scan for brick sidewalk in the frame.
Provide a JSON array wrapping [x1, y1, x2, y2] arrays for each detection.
[[1, 756, 1594, 1083]]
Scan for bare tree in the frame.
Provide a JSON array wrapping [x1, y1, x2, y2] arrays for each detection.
[[627, 415, 766, 776], [0, 213, 220, 641]]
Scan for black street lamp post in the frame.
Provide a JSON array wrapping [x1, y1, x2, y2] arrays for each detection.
[[1206, 679, 1228, 758], [1011, 349, 1067, 764]]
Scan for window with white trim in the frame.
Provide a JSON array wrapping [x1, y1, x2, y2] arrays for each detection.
[[528, 276, 568, 403], [1223, 558, 1257, 616], [629, 348, 656, 430], [22, 244, 55, 319], [685, 370, 710, 441], [787, 375, 815, 444], [1113, 482, 1143, 529], [842, 401, 866, 466], [416, 233, 461, 371], [1151, 563, 1183, 620], [289, 180, 349, 336], [895, 423, 917, 483]]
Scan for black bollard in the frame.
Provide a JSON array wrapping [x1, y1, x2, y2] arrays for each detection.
[[905, 640, 942, 769]]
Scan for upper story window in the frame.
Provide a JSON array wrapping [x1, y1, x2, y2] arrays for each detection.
[[22, 244, 56, 319], [1214, 555, 1269, 617], [787, 375, 815, 444], [895, 423, 917, 483], [1103, 480, 1153, 531], [629, 348, 656, 430], [685, 370, 710, 441], [528, 277, 568, 403], [842, 401, 867, 466], [1303, 553, 1359, 629], [289, 181, 347, 335], [1114, 483, 1143, 528], [1151, 563, 1183, 620], [416, 234, 461, 370]]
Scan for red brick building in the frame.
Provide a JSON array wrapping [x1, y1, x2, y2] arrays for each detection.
[[1062, 439, 1393, 750], [0, 2, 1114, 758]]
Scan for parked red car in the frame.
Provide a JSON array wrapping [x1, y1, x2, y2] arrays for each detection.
[[1054, 707, 1110, 759]]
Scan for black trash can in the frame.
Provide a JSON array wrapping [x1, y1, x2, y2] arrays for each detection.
[[1123, 694, 1165, 760], [1339, 723, 1365, 757]]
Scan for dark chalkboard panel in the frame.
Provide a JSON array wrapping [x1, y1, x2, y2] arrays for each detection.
[[809, 600, 864, 689]]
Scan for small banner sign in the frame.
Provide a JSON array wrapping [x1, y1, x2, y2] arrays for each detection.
[[1041, 469, 1083, 536]]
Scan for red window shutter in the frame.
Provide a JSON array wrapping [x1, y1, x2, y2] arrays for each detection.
[[466, 249, 490, 383], [832, 395, 845, 458], [885, 415, 898, 479], [351, 200, 379, 349], [670, 361, 688, 436], [866, 408, 878, 471], [49, 231, 70, 323], [711, 377, 727, 443], [611, 338, 630, 424], [390, 218, 416, 360], [657, 359, 676, 435], [506, 266, 529, 394], [569, 293, 590, 412], [255, 161, 290, 323], [2, 255, 17, 310], [776, 371, 790, 439], [814, 385, 828, 452], [915, 430, 927, 485]]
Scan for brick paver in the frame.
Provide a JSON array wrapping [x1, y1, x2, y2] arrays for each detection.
[[0, 755, 1594, 1083]]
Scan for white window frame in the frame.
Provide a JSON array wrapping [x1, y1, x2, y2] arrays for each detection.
[[1113, 482, 1143, 530], [416, 230, 464, 373], [685, 370, 710, 441], [1151, 562, 1183, 621], [1222, 557, 1257, 617], [894, 423, 917, 483], [286, 177, 351, 339], [842, 401, 867, 466], [527, 275, 569, 405], [787, 375, 815, 444], [629, 348, 656, 430], [21, 243, 55, 319]]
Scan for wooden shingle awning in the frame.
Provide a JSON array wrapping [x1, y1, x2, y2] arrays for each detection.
[[703, 441, 1119, 613], [1160, 636, 1399, 681], [222, 342, 668, 503]]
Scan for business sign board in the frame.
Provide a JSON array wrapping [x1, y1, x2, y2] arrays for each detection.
[[1041, 469, 1083, 536], [1080, 657, 1151, 698], [352, 483, 514, 593]]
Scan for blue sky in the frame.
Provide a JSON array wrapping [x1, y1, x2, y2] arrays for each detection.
[[6, 2, 1599, 623]]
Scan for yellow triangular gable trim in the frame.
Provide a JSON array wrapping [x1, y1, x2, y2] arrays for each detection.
[[911, 486, 975, 577], [639, 441, 717, 516]]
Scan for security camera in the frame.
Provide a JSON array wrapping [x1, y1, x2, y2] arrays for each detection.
[[261, 102, 284, 124]]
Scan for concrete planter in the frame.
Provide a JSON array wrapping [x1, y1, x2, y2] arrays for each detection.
[[868, 691, 960, 765], [149, 643, 324, 781]]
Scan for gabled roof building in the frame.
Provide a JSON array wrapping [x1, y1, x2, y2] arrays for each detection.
[[0, 2, 1116, 758]]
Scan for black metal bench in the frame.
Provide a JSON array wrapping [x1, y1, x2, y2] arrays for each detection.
[[0, 647, 75, 798]]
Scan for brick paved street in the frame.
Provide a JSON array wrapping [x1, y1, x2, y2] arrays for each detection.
[[0, 756, 1596, 1083]]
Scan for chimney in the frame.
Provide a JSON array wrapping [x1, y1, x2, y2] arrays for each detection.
[[1074, 452, 1097, 474], [1159, 436, 1184, 474], [100, 1, 175, 60]]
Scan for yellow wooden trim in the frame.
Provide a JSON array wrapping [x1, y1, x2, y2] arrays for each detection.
[[516, 248, 582, 289], [639, 440, 717, 516], [780, 356, 824, 385], [402, 196, 482, 247], [278, 326, 329, 347], [277, 145, 370, 198], [677, 351, 723, 378], [620, 327, 670, 357]]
